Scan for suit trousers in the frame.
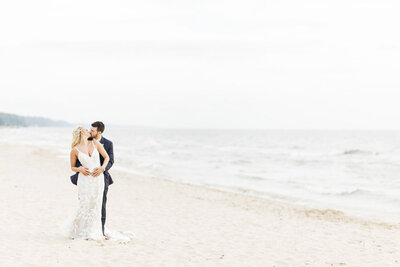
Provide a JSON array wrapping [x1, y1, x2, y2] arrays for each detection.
[[101, 180, 109, 234]]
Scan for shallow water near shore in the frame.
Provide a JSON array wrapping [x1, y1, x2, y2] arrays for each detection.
[[1, 126, 399, 223]]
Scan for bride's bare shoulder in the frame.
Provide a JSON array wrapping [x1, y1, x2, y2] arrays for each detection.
[[92, 139, 101, 147], [70, 147, 78, 156]]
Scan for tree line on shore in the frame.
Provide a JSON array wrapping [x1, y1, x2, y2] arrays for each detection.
[[0, 112, 71, 127]]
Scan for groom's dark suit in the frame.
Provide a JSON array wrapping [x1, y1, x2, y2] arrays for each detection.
[[70, 136, 114, 234]]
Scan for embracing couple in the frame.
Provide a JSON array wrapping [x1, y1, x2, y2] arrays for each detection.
[[61, 121, 131, 242]]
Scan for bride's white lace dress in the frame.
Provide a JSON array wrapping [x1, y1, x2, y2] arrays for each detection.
[[61, 142, 132, 242]]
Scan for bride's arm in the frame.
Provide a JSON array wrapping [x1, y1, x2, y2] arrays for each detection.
[[92, 140, 110, 177]]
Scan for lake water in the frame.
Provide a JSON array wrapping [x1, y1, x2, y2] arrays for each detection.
[[1, 126, 399, 223]]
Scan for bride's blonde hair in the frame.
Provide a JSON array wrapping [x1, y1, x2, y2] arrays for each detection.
[[71, 126, 85, 148]]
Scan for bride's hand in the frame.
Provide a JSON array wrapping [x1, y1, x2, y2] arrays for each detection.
[[79, 166, 91, 176], [92, 167, 104, 177]]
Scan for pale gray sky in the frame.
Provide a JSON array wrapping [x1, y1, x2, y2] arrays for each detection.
[[1, 0, 400, 129]]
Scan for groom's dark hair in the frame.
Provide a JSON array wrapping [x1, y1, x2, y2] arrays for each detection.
[[91, 121, 105, 133]]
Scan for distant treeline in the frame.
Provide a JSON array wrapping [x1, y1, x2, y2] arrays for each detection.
[[0, 112, 71, 127]]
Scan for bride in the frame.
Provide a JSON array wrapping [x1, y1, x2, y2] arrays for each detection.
[[61, 126, 132, 242]]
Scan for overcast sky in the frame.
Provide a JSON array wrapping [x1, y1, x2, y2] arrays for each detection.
[[1, 0, 399, 129]]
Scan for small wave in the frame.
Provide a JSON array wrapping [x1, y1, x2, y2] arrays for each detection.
[[336, 188, 364, 196], [342, 149, 378, 156], [230, 159, 252, 165], [241, 175, 266, 181], [236, 173, 266, 181], [305, 186, 365, 196]]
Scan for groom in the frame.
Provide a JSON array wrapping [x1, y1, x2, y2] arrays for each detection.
[[70, 121, 114, 238]]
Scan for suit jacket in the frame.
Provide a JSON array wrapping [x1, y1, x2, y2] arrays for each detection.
[[70, 136, 114, 186]]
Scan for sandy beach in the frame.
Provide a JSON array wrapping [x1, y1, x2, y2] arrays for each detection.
[[0, 141, 399, 266]]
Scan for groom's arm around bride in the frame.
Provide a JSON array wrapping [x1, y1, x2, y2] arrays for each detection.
[[96, 136, 114, 185]]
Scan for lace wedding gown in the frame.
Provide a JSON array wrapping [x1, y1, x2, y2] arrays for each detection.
[[61, 142, 133, 242]]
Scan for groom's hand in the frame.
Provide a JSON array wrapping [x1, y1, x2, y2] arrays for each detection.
[[79, 166, 91, 176], [92, 167, 104, 177]]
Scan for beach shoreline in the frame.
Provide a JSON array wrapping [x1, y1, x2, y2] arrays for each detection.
[[0, 141, 399, 266]]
